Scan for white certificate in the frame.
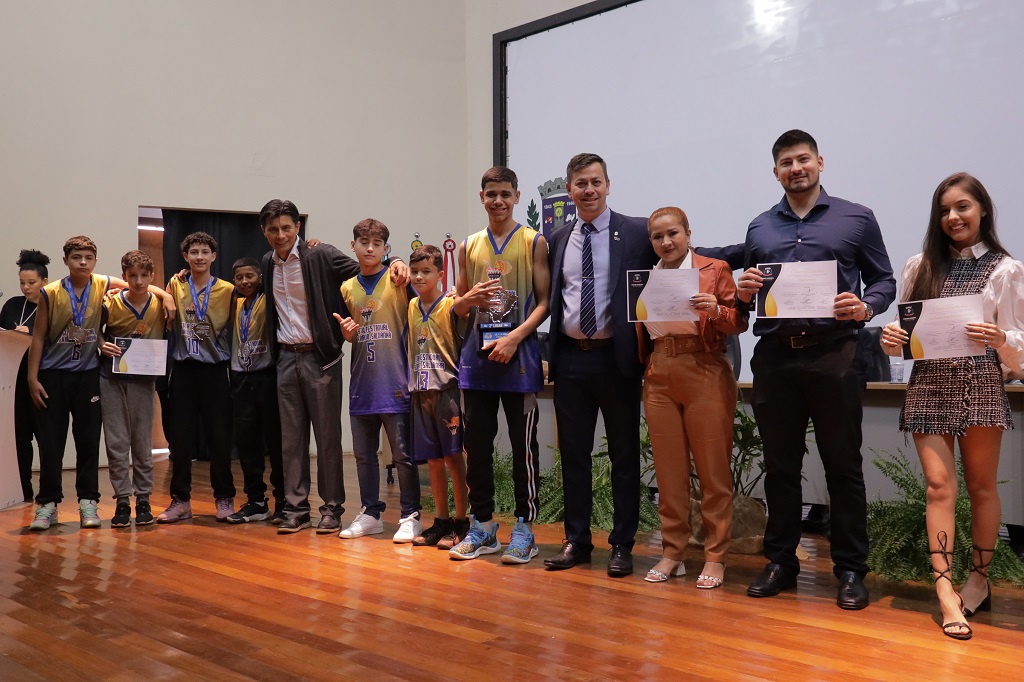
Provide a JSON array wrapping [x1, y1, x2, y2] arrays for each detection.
[[626, 268, 700, 322], [896, 294, 986, 360], [112, 338, 167, 376], [756, 260, 837, 318]]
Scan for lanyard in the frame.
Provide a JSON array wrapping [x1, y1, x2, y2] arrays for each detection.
[[19, 299, 37, 327], [63, 277, 92, 326], [240, 293, 261, 344], [188, 276, 213, 322]]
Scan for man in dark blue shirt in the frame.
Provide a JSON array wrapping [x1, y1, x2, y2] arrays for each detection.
[[735, 130, 896, 610]]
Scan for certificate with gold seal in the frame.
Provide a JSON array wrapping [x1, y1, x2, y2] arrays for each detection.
[[626, 268, 699, 322], [112, 338, 167, 376], [755, 260, 836, 318], [896, 294, 986, 361]]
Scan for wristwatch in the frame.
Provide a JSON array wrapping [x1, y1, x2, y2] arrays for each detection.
[[863, 302, 874, 321]]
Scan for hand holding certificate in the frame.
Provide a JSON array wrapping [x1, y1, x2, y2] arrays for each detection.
[[112, 337, 168, 376], [755, 260, 837, 318], [896, 294, 986, 360], [627, 268, 700, 322]]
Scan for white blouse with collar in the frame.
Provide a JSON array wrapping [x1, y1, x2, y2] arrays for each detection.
[[898, 242, 1024, 372]]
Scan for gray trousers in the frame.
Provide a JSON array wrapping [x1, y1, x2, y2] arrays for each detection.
[[99, 374, 156, 502], [276, 349, 345, 520]]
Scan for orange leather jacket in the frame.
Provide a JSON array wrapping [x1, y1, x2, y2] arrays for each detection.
[[636, 251, 748, 362]]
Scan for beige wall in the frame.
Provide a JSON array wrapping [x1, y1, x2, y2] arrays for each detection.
[[462, 0, 582, 230], [0, 0, 581, 287], [0, 0, 584, 460], [0, 0, 468, 268]]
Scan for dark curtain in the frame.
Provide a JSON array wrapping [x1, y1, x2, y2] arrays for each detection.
[[161, 210, 307, 286]]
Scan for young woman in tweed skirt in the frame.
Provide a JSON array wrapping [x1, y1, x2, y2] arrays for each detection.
[[882, 173, 1024, 640]]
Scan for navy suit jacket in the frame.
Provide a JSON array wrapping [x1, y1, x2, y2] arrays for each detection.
[[547, 210, 657, 381]]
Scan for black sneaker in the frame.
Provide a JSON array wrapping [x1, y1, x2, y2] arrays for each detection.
[[111, 502, 132, 528], [414, 517, 453, 546], [437, 517, 470, 550], [270, 499, 286, 525], [226, 499, 271, 524], [135, 499, 155, 525]]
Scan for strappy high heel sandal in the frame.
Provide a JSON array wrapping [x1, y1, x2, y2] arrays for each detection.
[[930, 531, 972, 640], [963, 544, 994, 617]]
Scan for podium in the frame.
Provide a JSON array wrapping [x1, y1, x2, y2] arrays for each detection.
[[1, 329, 31, 509]]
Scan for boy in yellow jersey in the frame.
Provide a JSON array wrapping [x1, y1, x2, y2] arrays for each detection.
[[27, 236, 175, 530], [158, 232, 237, 523], [225, 257, 285, 525], [450, 166, 550, 563], [335, 219, 421, 542], [403, 245, 469, 548], [98, 250, 165, 527]]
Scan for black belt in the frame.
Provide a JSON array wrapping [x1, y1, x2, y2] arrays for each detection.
[[561, 334, 613, 351], [764, 329, 856, 350], [279, 342, 316, 353]]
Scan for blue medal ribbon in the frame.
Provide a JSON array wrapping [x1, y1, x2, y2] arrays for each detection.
[[64, 276, 93, 327], [188, 275, 214, 322], [239, 293, 261, 344]]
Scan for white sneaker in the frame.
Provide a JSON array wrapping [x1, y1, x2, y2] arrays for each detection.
[[79, 499, 101, 529], [393, 511, 422, 544], [30, 502, 58, 531], [338, 507, 383, 539]]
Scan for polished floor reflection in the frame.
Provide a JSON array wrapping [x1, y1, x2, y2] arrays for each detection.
[[1, 458, 1021, 680]]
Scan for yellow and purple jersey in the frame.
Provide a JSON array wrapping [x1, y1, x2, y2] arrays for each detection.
[[168, 276, 233, 363], [408, 295, 460, 393], [231, 293, 274, 373], [340, 269, 410, 414], [39, 274, 110, 371], [459, 224, 543, 392], [101, 290, 165, 377]]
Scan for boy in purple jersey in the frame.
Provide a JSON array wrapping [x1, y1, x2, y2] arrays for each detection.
[[404, 246, 469, 549], [335, 219, 421, 542], [450, 167, 550, 564]]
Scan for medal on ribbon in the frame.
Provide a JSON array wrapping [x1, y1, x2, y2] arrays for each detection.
[[188, 275, 214, 341], [238, 294, 260, 368], [64, 276, 92, 343]]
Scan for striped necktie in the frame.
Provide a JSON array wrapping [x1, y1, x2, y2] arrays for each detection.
[[580, 222, 598, 338]]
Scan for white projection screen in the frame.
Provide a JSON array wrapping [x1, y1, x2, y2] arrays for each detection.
[[498, 0, 1024, 380]]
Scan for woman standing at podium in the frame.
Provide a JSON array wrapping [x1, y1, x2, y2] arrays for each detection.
[[0, 249, 50, 502]]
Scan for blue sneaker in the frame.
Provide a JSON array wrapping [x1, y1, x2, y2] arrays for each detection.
[[449, 516, 501, 560], [502, 517, 538, 564]]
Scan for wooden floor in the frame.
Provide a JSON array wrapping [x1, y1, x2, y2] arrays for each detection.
[[1, 459, 1022, 681]]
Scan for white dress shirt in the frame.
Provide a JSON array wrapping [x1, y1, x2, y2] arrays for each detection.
[[272, 239, 314, 344], [561, 207, 613, 339], [643, 251, 700, 339], [899, 242, 1024, 372]]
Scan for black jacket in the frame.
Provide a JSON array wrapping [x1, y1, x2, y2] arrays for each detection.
[[261, 239, 360, 372]]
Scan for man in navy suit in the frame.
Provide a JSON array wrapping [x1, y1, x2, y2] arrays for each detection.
[[543, 153, 658, 576]]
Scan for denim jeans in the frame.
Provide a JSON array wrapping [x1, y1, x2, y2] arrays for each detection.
[[350, 412, 421, 518]]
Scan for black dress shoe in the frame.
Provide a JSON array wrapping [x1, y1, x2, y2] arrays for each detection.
[[544, 541, 592, 570], [747, 562, 798, 597], [607, 545, 633, 577], [315, 515, 340, 534], [276, 515, 312, 534], [836, 571, 869, 610]]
